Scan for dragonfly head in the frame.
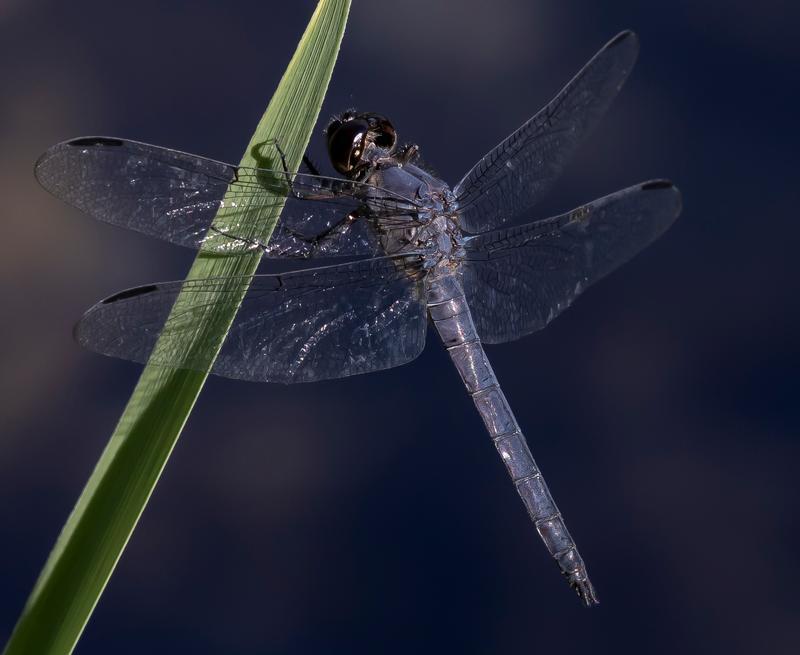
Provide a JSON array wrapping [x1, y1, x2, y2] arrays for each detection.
[[326, 110, 397, 177]]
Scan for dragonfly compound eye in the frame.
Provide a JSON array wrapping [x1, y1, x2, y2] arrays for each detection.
[[327, 118, 369, 175], [364, 113, 397, 150]]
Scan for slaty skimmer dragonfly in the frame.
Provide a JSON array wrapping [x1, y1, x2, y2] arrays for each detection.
[[35, 31, 681, 605]]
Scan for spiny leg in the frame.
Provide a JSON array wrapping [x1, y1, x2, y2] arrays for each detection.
[[208, 209, 359, 259], [302, 154, 321, 176], [397, 143, 419, 165]]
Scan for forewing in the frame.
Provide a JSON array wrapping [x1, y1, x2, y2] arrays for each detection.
[[454, 31, 639, 234], [462, 181, 681, 344], [35, 137, 418, 258], [76, 256, 428, 383]]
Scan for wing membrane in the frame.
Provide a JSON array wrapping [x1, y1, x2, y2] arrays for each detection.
[[76, 256, 428, 383], [462, 181, 681, 343], [454, 31, 639, 233], [35, 137, 420, 258]]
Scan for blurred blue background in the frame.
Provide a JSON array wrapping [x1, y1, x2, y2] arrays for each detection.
[[1, 1, 798, 653]]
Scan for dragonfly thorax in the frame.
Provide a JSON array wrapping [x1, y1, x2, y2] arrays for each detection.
[[414, 212, 465, 268]]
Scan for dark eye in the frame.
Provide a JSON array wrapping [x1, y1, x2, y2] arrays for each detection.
[[327, 118, 368, 175], [365, 113, 397, 150]]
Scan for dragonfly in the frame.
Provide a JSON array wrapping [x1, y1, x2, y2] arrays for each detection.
[[35, 30, 680, 606]]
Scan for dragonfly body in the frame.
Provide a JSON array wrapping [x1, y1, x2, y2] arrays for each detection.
[[428, 273, 597, 601], [355, 150, 598, 595], [36, 31, 681, 606], [343, 140, 598, 597]]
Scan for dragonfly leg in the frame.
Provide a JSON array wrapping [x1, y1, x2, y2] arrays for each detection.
[[302, 154, 321, 176], [397, 143, 419, 165], [277, 210, 359, 258], [207, 212, 359, 258], [208, 207, 362, 259], [267, 138, 295, 191], [269, 142, 328, 197], [261, 139, 360, 203], [206, 225, 268, 252]]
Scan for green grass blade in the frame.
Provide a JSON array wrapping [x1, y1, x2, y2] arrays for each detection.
[[3, 2, 351, 653]]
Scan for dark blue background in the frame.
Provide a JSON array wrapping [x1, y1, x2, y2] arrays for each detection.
[[2, 1, 798, 653]]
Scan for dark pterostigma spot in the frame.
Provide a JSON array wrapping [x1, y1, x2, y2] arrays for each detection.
[[608, 30, 635, 48], [102, 285, 158, 304], [68, 137, 125, 148], [641, 180, 674, 191]]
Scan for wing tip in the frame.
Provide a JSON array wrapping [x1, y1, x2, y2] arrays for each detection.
[[73, 284, 160, 345], [608, 30, 638, 48], [67, 136, 125, 148], [640, 179, 683, 220], [641, 179, 673, 191], [74, 283, 164, 356], [34, 136, 126, 190], [604, 30, 639, 51], [72, 313, 89, 348], [101, 284, 160, 305], [604, 29, 640, 65]]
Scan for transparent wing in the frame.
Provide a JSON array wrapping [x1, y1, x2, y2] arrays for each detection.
[[76, 256, 428, 383], [35, 137, 421, 259], [454, 31, 639, 234], [462, 181, 681, 344]]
